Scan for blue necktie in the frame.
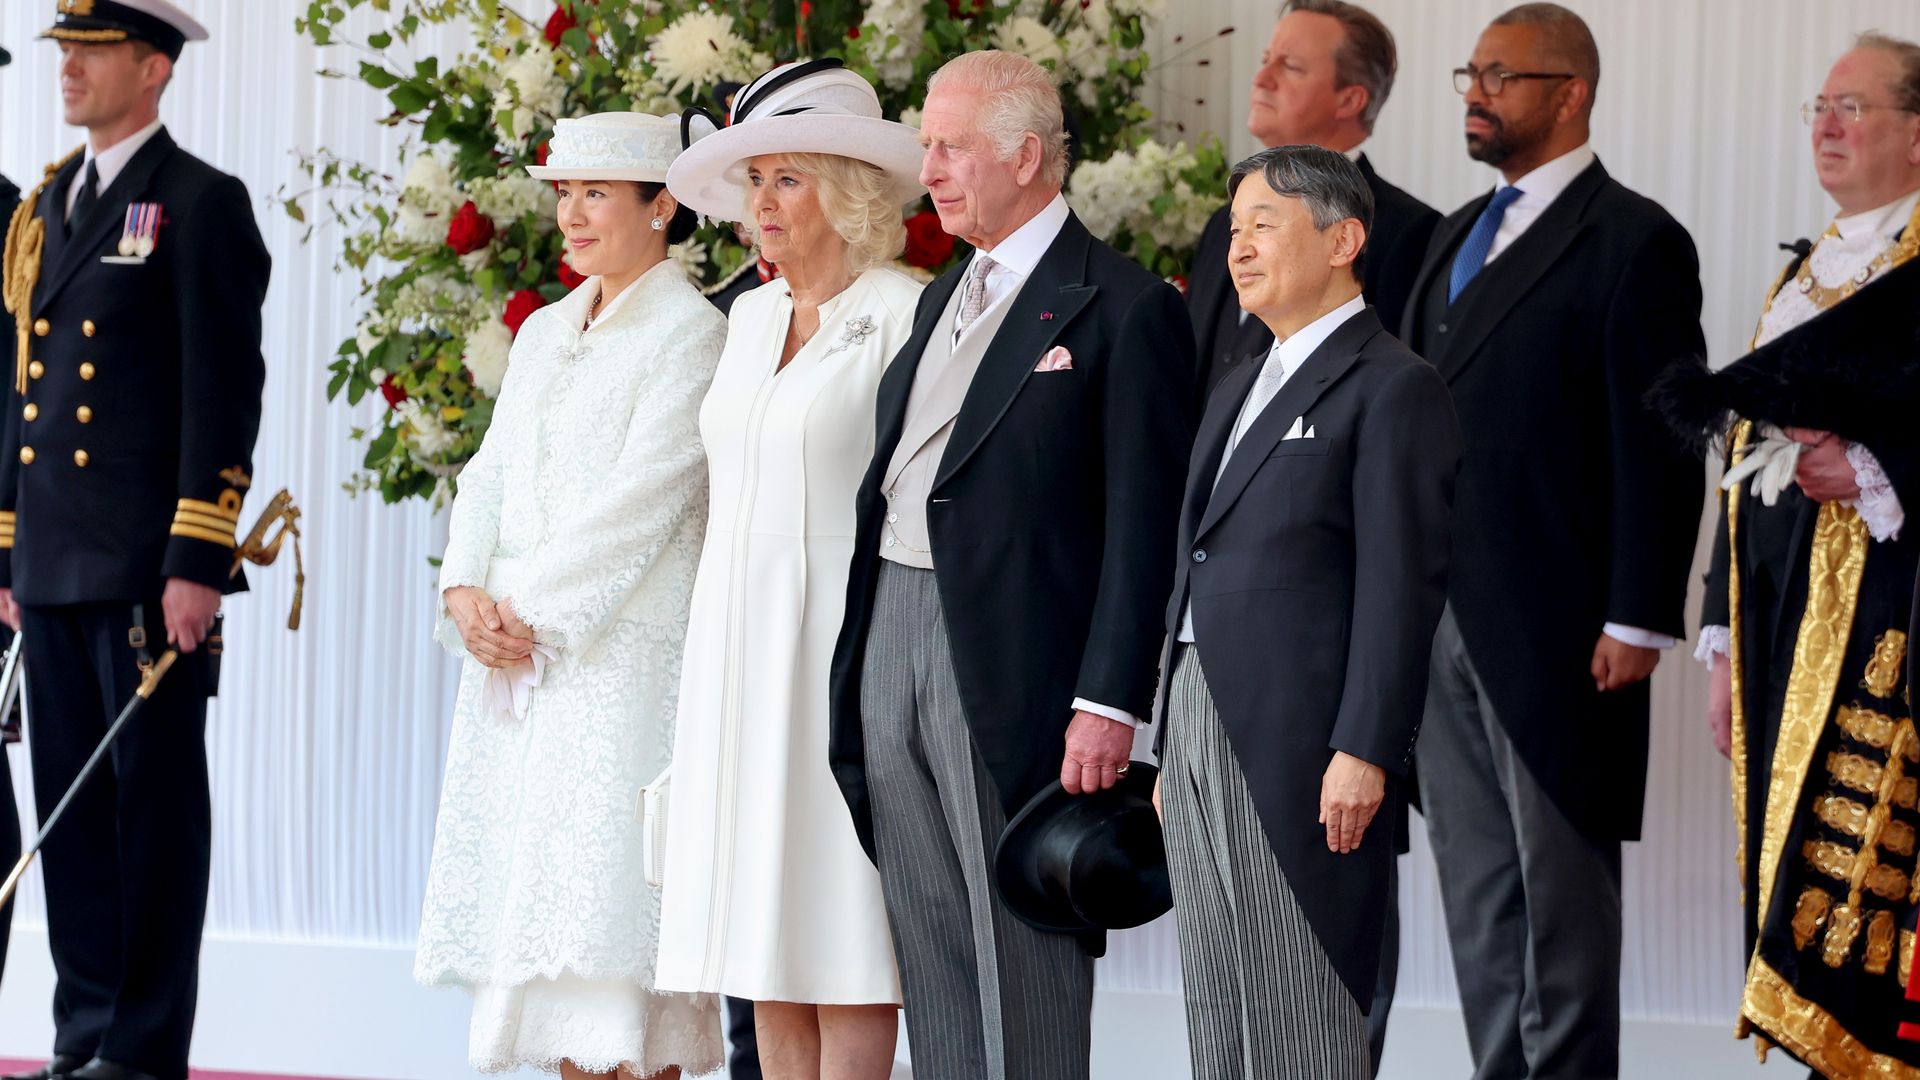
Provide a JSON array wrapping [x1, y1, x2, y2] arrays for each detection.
[[1447, 185, 1525, 304]]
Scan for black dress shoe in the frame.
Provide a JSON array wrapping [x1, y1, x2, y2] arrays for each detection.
[[66, 1061, 161, 1080], [1, 1056, 87, 1080]]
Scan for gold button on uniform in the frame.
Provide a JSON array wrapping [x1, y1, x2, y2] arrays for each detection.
[[82, 320, 97, 338], [73, 450, 89, 468], [18, 447, 34, 465], [76, 405, 93, 424], [28, 361, 44, 380], [32, 319, 48, 337], [22, 404, 38, 422], [79, 362, 95, 381]]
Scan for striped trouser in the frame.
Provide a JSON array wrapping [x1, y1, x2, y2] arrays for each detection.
[[1162, 644, 1370, 1080], [859, 561, 1095, 1080]]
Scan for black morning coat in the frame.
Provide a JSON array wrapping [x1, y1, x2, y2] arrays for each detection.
[[1161, 304, 1461, 1008], [0, 128, 269, 605], [828, 213, 1197, 950], [1401, 158, 1707, 842], [1188, 153, 1441, 404]]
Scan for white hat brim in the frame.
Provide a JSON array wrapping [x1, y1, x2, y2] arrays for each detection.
[[666, 115, 926, 221], [524, 166, 672, 182]]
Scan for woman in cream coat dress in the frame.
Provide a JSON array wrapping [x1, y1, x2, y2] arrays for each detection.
[[416, 112, 726, 1080], [656, 61, 926, 1078]]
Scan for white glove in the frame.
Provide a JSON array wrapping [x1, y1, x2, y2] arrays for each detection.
[[1720, 425, 1802, 507]]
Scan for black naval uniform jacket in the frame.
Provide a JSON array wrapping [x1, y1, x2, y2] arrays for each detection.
[[1401, 158, 1706, 842], [0, 129, 269, 605], [1188, 154, 1441, 403]]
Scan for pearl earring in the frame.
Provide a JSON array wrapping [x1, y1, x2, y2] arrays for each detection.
[[650, 217, 664, 231]]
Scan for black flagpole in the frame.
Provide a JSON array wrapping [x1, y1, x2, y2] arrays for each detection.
[[0, 649, 178, 908]]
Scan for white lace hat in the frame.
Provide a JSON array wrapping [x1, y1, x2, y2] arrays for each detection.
[[666, 59, 926, 221], [526, 111, 712, 182]]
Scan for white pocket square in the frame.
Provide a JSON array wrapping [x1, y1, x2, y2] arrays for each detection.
[[1282, 417, 1315, 440], [1035, 346, 1074, 372]]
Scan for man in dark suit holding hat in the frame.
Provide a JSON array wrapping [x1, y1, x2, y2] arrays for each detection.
[[1157, 144, 1458, 1079], [0, 3, 268, 1079]]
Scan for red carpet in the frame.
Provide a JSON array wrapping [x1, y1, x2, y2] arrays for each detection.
[[0, 1064, 359, 1080]]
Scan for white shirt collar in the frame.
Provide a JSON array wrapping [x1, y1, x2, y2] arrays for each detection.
[[968, 192, 1070, 278], [1832, 188, 1920, 242], [1343, 143, 1366, 163], [1263, 293, 1367, 382], [84, 118, 166, 194], [1496, 141, 1596, 206]]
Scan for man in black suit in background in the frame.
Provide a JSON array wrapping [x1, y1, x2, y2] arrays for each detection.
[[829, 49, 1192, 1080], [1400, 6, 1705, 1078], [1155, 144, 1459, 1079], [1187, 0, 1439, 404], [0, 4, 270, 1079], [0, 37, 19, 994]]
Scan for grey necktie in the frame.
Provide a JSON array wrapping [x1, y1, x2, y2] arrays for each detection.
[[956, 256, 996, 337]]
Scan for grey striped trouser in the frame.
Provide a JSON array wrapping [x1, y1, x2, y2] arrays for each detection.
[[1162, 644, 1370, 1080], [860, 561, 1095, 1080]]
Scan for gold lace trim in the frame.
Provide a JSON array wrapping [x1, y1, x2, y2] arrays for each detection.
[[1743, 957, 1920, 1078], [1865, 632, 1910, 701], [1805, 839, 1909, 902]]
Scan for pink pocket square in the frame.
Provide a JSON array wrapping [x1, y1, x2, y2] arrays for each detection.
[[1035, 346, 1074, 372]]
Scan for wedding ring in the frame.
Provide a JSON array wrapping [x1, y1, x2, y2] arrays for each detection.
[[1116, 762, 1131, 776]]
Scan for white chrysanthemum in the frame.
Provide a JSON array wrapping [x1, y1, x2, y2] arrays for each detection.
[[620, 68, 682, 115], [898, 105, 923, 130], [355, 313, 387, 357], [649, 10, 768, 94], [1110, 0, 1166, 19], [469, 174, 554, 228], [396, 399, 458, 457], [669, 240, 709, 279], [1066, 140, 1214, 253], [463, 319, 513, 397], [862, 0, 925, 91], [396, 151, 460, 243], [1061, 24, 1110, 87], [991, 16, 1064, 75], [493, 42, 567, 138]]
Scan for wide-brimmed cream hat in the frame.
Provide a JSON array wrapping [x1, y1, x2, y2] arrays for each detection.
[[666, 58, 926, 221], [526, 111, 714, 182]]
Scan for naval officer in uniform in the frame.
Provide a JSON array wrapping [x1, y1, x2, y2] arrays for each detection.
[[0, 35, 22, 996], [0, 3, 269, 1079]]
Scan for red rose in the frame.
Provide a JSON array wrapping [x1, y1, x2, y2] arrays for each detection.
[[847, 25, 861, 39], [379, 376, 407, 409], [557, 258, 587, 290], [902, 210, 955, 270], [536, 140, 551, 166], [504, 289, 547, 336], [543, 6, 577, 46], [1170, 274, 1190, 296], [446, 201, 496, 255]]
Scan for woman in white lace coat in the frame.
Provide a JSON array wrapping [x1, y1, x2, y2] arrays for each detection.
[[655, 61, 926, 1079], [415, 112, 727, 1080]]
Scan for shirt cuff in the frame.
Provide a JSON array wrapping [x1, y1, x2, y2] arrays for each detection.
[[1603, 623, 1677, 650], [1845, 441, 1905, 542], [1072, 698, 1142, 729], [1694, 625, 1731, 671]]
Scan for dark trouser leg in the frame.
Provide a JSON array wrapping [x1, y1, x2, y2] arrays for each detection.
[[860, 563, 1093, 1080], [725, 996, 763, 1080], [1418, 608, 1620, 1080], [1367, 857, 1398, 1076], [24, 603, 209, 1080]]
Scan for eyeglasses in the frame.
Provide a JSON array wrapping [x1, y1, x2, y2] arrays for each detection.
[[1801, 96, 1920, 125], [1452, 66, 1576, 97]]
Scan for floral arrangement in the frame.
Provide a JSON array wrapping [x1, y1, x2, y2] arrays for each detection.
[[290, 0, 1228, 504]]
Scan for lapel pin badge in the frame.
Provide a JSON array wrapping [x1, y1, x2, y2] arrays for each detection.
[[1040, 310, 1055, 321]]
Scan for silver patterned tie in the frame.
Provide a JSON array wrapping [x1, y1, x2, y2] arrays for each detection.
[[955, 255, 996, 337]]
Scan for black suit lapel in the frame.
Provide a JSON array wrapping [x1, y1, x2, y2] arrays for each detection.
[[1196, 307, 1380, 539], [934, 214, 1098, 488], [39, 129, 177, 312], [1405, 192, 1483, 341], [1432, 160, 1610, 383], [33, 157, 85, 303], [1181, 357, 1260, 542]]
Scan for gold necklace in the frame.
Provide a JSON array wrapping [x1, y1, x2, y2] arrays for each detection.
[[1792, 219, 1920, 309]]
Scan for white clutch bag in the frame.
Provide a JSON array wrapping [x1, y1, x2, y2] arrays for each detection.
[[641, 764, 672, 889]]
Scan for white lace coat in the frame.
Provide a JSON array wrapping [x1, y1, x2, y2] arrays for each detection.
[[415, 261, 727, 1075]]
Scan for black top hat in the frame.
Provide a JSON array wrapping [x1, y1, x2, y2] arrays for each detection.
[[41, 0, 209, 62], [993, 763, 1173, 935], [1, 44, 12, 66]]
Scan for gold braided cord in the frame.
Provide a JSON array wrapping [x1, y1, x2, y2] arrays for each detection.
[[232, 489, 305, 631], [4, 148, 83, 395]]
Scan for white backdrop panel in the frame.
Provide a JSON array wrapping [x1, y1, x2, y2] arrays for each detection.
[[0, 0, 1914, 1034]]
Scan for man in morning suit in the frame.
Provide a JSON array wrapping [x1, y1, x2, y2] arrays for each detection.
[[1155, 144, 1459, 1080], [0, 36, 20, 993], [1187, 0, 1439, 405], [827, 50, 1194, 1080], [0, 3, 270, 1079], [1400, 6, 1705, 1077]]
